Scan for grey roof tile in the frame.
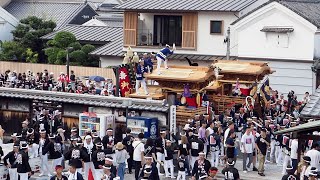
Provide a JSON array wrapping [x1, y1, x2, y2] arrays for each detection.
[[42, 25, 122, 43], [232, 0, 320, 28], [5, 1, 94, 29], [114, 0, 258, 12]]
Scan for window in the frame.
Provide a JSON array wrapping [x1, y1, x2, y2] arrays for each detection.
[[210, 21, 223, 34], [153, 15, 182, 46], [267, 33, 289, 48]]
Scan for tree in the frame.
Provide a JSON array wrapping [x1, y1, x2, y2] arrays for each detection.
[[0, 41, 25, 61], [25, 48, 38, 63], [11, 16, 56, 62], [70, 50, 86, 65], [52, 31, 76, 49]]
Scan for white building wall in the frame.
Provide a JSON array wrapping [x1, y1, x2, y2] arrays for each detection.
[[0, 7, 18, 42], [233, 2, 317, 60], [100, 56, 122, 67], [314, 33, 320, 58]]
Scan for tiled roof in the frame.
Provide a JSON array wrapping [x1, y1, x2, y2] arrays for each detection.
[[114, 0, 258, 12], [274, 120, 320, 135], [41, 25, 122, 44], [90, 39, 123, 56], [5, 1, 91, 29], [0, 87, 169, 112], [300, 88, 320, 117], [232, 0, 320, 28]]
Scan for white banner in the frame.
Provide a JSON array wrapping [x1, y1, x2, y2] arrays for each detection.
[[170, 105, 177, 141]]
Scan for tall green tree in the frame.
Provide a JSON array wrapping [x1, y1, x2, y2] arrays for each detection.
[[11, 16, 56, 62]]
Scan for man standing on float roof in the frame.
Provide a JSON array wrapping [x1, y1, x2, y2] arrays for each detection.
[[156, 44, 175, 75]]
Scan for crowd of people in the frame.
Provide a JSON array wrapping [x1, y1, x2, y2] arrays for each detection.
[[0, 69, 116, 96]]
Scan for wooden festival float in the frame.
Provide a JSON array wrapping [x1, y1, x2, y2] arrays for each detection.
[[205, 60, 273, 114], [130, 65, 216, 125]]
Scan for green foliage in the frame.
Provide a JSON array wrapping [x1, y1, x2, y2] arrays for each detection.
[[25, 48, 38, 63], [70, 50, 86, 65], [52, 31, 76, 49], [45, 47, 60, 64], [81, 44, 95, 54], [69, 42, 82, 51], [56, 50, 67, 64], [10, 16, 56, 63], [0, 41, 25, 61]]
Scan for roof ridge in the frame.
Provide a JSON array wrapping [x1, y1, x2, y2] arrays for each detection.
[[279, 0, 320, 3]]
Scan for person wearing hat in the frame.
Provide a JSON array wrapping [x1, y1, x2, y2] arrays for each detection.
[[4, 143, 20, 180], [114, 142, 129, 180], [50, 165, 67, 180], [102, 128, 115, 157], [191, 152, 211, 180], [122, 128, 134, 174], [177, 155, 188, 180], [135, 59, 149, 95], [92, 142, 105, 180], [208, 127, 221, 168], [139, 154, 160, 180], [26, 128, 40, 158], [156, 44, 175, 75], [189, 129, 204, 170], [68, 163, 84, 180], [281, 165, 298, 180], [83, 135, 95, 178], [39, 129, 50, 177], [101, 164, 115, 180], [64, 139, 88, 173], [43, 134, 63, 174], [221, 159, 240, 180], [154, 127, 167, 176], [16, 142, 32, 180]]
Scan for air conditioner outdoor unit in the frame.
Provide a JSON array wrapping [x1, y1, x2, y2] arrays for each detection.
[[139, 33, 152, 46]]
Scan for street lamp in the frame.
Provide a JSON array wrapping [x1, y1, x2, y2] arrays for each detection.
[[66, 47, 74, 78]]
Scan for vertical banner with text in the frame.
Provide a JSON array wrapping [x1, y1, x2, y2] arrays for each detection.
[[170, 105, 177, 141]]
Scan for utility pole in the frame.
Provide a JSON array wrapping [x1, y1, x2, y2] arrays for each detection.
[[226, 27, 231, 60], [66, 47, 73, 78]]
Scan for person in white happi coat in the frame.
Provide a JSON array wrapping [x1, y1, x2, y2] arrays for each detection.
[[38, 129, 51, 177]]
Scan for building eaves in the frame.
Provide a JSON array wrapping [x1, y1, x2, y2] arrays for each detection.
[[114, 0, 258, 12], [300, 87, 320, 117], [41, 25, 122, 43], [0, 87, 169, 112], [274, 120, 320, 135]]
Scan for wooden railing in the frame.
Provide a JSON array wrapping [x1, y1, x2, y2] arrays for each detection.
[[176, 106, 207, 125], [208, 95, 245, 114]]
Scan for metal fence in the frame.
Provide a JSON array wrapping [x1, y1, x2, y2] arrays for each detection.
[[0, 61, 116, 82]]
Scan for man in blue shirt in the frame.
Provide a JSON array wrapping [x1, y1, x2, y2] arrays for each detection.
[[156, 44, 175, 75], [143, 53, 153, 74], [135, 59, 148, 95]]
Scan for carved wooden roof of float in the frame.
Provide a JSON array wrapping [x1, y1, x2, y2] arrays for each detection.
[[145, 66, 215, 92], [213, 60, 273, 82]]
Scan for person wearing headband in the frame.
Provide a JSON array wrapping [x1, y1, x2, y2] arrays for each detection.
[[43, 134, 63, 174], [16, 143, 31, 180], [139, 155, 159, 180], [191, 152, 211, 180], [105, 156, 117, 176], [39, 129, 50, 177], [156, 44, 175, 75], [222, 159, 240, 180], [101, 164, 115, 180], [50, 165, 67, 180], [281, 165, 298, 180], [164, 140, 175, 178], [64, 140, 89, 174], [154, 127, 167, 176], [208, 127, 221, 168], [4, 143, 20, 180], [177, 155, 187, 180], [102, 128, 115, 158], [26, 128, 40, 158], [189, 129, 205, 170], [135, 58, 149, 95], [92, 142, 105, 180]]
